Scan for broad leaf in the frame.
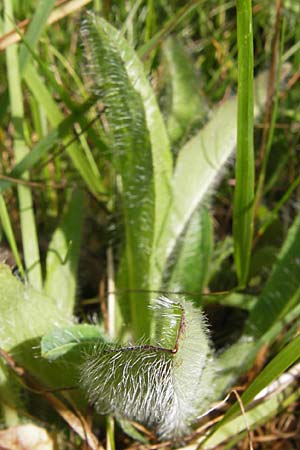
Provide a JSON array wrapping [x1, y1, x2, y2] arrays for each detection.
[[41, 324, 106, 361], [166, 206, 213, 298], [45, 190, 85, 316]]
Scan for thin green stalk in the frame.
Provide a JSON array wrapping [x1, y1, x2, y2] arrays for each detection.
[[254, 15, 285, 215], [0, 194, 25, 277], [257, 174, 300, 240], [4, 0, 42, 290], [233, 0, 254, 288], [106, 247, 116, 450]]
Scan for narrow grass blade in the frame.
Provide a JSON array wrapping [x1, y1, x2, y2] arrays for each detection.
[[138, 0, 201, 60], [203, 381, 300, 449], [23, 64, 106, 197], [19, 0, 56, 73], [225, 333, 300, 421], [4, 0, 42, 290], [233, 0, 254, 287], [0, 194, 25, 277], [45, 190, 85, 316]]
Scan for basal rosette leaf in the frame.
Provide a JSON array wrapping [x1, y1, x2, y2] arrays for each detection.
[[80, 297, 215, 440], [81, 15, 155, 338]]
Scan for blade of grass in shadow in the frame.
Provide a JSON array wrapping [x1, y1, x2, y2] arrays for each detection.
[[248, 216, 300, 336], [4, 0, 42, 290], [233, 0, 254, 288], [0, 194, 25, 277], [9, 21, 107, 197], [45, 190, 85, 316], [138, 0, 202, 61]]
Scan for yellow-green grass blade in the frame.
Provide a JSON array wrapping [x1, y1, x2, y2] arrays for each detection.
[[0, 194, 25, 277], [0, 96, 100, 193], [4, 0, 42, 290], [19, 0, 56, 73], [23, 64, 106, 198], [233, 0, 254, 288]]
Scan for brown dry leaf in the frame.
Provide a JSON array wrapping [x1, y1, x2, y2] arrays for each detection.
[[0, 424, 53, 450]]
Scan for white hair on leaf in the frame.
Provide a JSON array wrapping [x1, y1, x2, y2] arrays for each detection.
[[80, 297, 215, 441]]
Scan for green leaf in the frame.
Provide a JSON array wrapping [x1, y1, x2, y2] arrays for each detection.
[[156, 71, 269, 286], [82, 14, 155, 338], [203, 382, 300, 449], [163, 36, 208, 147], [248, 216, 300, 336], [4, 0, 42, 290], [80, 297, 214, 440], [167, 206, 213, 297], [23, 64, 106, 198], [0, 96, 100, 193], [41, 324, 106, 361], [44, 190, 85, 316], [233, 0, 254, 287], [19, 0, 56, 73], [0, 194, 24, 277], [0, 263, 71, 406], [224, 333, 300, 421], [95, 17, 173, 287]]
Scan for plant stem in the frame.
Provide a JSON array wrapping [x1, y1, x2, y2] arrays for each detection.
[[233, 0, 254, 288]]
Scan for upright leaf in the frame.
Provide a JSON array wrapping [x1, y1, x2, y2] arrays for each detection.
[[81, 15, 155, 338], [233, 0, 254, 287], [163, 36, 208, 148], [166, 206, 213, 297], [45, 190, 85, 316], [4, 0, 42, 290], [95, 17, 173, 288]]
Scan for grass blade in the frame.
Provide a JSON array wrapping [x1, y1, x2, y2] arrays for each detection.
[[225, 333, 300, 421], [0, 194, 25, 277], [233, 0, 254, 287], [4, 0, 42, 290], [248, 216, 300, 336], [23, 64, 106, 197], [19, 0, 56, 73]]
